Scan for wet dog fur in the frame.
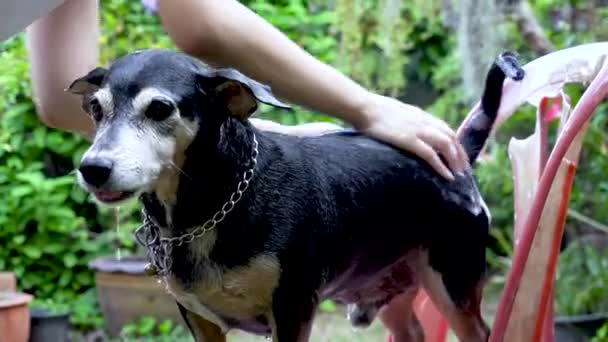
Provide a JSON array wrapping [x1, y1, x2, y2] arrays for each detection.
[[71, 49, 524, 342]]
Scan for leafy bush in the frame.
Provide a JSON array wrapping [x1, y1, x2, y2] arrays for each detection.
[[0, 34, 110, 326], [0, 0, 174, 330], [555, 240, 608, 316], [114, 317, 192, 342], [593, 321, 608, 342]]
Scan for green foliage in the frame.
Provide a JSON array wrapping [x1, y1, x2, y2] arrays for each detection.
[[0, 0, 171, 331], [592, 321, 608, 342], [31, 297, 70, 315], [334, 1, 412, 96], [319, 299, 338, 313], [241, 0, 341, 125], [554, 240, 608, 316], [99, 0, 174, 64], [115, 317, 192, 342], [0, 34, 110, 321], [68, 288, 106, 331]]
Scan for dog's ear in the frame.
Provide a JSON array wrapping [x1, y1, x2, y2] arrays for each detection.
[[66, 67, 108, 95], [197, 68, 291, 120]]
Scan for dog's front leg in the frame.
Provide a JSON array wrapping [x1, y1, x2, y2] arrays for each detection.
[[269, 286, 317, 342], [176, 302, 226, 342]]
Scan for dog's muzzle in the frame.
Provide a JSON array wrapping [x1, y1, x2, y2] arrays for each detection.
[[79, 156, 136, 204]]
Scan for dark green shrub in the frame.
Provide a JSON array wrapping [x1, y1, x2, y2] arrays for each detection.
[[0, 0, 175, 330]]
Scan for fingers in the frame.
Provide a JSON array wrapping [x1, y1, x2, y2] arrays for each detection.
[[418, 127, 466, 177], [412, 107, 469, 176], [363, 96, 470, 181], [429, 116, 455, 138], [412, 140, 455, 181]]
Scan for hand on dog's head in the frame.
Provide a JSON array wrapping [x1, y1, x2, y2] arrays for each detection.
[[68, 49, 290, 205]]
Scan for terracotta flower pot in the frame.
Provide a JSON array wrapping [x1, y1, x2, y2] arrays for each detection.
[[0, 272, 16, 292], [89, 255, 185, 337], [0, 292, 33, 342]]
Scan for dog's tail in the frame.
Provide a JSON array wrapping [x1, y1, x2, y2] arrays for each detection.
[[459, 51, 525, 164]]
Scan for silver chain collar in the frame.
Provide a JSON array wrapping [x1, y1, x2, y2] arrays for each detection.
[[135, 133, 259, 276]]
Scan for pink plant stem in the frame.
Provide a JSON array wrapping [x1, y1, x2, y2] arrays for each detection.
[[538, 98, 551, 173], [541, 298, 555, 342], [489, 62, 608, 342], [533, 162, 576, 342], [535, 97, 562, 342]]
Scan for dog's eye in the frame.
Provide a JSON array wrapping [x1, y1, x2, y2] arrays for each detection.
[[145, 99, 174, 121], [88, 99, 103, 122]]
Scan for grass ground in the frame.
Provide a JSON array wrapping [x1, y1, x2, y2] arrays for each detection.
[[81, 304, 496, 342], [227, 294, 498, 342], [80, 280, 500, 341], [227, 308, 388, 342]]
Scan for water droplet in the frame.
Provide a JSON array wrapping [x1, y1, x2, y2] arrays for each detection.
[[114, 207, 122, 261]]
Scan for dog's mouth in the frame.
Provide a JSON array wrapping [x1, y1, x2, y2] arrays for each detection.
[[94, 191, 135, 204]]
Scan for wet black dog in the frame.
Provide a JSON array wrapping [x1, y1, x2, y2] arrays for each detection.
[[71, 49, 523, 342]]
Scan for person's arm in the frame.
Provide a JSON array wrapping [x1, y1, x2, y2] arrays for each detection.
[[25, 0, 99, 139], [158, 0, 467, 180]]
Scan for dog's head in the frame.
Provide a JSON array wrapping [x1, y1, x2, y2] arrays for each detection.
[[69, 49, 289, 205]]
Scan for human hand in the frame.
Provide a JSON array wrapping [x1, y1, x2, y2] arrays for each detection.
[[357, 93, 468, 181]]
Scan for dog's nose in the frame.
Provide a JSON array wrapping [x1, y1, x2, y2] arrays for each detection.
[[79, 158, 113, 187]]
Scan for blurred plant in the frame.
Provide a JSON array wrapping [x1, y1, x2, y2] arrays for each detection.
[[0, 0, 174, 332], [114, 316, 192, 342], [592, 321, 608, 342], [0, 34, 111, 327], [31, 298, 70, 315], [555, 240, 608, 316]]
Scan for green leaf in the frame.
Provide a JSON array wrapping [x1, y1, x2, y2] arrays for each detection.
[[10, 185, 33, 198], [42, 243, 65, 254], [22, 246, 42, 259], [12, 235, 26, 245], [319, 299, 337, 313], [158, 320, 173, 334], [58, 272, 72, 287], [137, 316, 157, 335], [63, 253, 78, 268]]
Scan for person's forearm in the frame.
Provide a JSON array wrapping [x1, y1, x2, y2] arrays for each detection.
[[26, 0, 98, 139], [158, 0, 373, 129]]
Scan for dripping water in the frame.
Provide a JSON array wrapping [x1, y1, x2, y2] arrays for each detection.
[[114, 206, 122, 261]]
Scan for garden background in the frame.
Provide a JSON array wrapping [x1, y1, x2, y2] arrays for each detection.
[[0, 0, 607, 341]]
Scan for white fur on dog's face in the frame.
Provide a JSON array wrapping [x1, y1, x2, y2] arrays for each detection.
[[78, 86, 197, 203]]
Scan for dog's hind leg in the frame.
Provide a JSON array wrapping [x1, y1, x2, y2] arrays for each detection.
[[378, 288, 423, 342], [177, 302, 226, 342], [419, 268, 489, 342]]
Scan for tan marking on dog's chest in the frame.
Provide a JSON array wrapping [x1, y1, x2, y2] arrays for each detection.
[[165, 253, 282, 331]]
